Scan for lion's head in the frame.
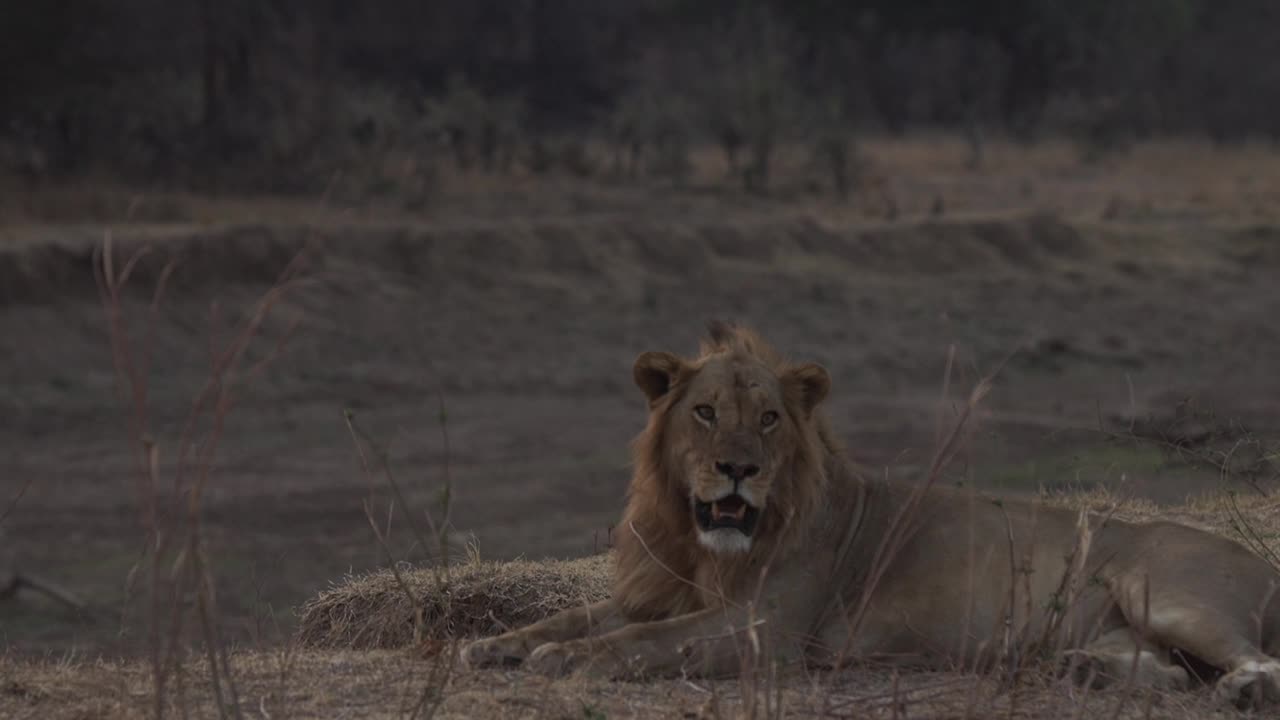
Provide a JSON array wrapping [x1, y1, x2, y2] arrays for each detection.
[[625, 321, 833, 556]]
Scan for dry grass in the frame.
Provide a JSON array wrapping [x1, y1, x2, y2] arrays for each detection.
[[0, 623, 1260, 719], [5, 440, 1274, 712], [1042, 485, 1280, 545], [297, 553, 612, 650]]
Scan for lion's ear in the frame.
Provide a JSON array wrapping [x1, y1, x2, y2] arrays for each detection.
[[633, 351, 686, 404], [783, 363, 831, 416]]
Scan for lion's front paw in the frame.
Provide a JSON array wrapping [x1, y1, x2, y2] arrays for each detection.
[[526, 641, 584, 677], [528, 640, 643, 680], [527, 640, 625, 679], [459, 635, 530, 670]]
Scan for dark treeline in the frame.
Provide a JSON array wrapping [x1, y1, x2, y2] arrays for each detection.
[[2, 0, 1276, 194]]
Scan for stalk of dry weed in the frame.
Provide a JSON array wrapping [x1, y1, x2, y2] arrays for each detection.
[[733, 514, 793, 720], [0, 473, 36, 526], [343, 394, 458, 720], [832, 354, 994, 667], [812, 346, 1051, 719], [96, 232, 307, 719]]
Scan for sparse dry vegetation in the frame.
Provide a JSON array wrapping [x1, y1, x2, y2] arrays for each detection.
[[6, 481, 1280, 720], [6, 1, 1280, 717], [5, 194, 1280, 718]]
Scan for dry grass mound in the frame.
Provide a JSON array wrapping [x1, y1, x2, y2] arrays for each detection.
[[297, 553, 612, 649]]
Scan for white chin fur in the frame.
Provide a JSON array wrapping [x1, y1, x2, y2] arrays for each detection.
[[697, 528, 753, 554]]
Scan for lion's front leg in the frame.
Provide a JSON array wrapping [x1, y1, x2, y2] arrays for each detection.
[[460, 598, 622, 669], [527, 605, 786, 680]]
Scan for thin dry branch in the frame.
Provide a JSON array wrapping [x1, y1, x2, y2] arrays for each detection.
[[95, 232, 308, 720], [0, 571, 90, 612]]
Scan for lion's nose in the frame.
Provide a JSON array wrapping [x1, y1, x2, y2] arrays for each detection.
[[715, 461, 760, 482]]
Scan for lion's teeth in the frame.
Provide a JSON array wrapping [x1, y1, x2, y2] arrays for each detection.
[[713, 503, 746, 521]]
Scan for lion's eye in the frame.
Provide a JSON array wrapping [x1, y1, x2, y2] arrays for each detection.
[[694, 405, 716, 422], [761, 411, 779, 428]]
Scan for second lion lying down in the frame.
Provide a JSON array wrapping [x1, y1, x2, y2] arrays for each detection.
[[461, 322, 1280, 708]]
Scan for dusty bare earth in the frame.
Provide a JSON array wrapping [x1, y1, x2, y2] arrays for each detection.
[[3, 138, 1280, 717]]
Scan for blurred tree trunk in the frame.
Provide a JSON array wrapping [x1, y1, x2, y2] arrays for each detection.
[[200, 0, 221, 129], [527, 0, 552, 135]]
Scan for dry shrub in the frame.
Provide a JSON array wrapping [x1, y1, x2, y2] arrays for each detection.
[[297, 553, 611, 650]]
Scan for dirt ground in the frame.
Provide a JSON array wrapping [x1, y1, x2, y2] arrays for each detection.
[[2, 646, 1270, 719], [3, 137, 1280, 716]]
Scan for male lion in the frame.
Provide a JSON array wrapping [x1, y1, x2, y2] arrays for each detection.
[[461, 322, 1280, 707]]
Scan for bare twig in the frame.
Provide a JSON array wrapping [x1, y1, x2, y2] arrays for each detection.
[[0, 475, 36, 525], [0, 571, 90, 612], [343, 394, 458, 720]]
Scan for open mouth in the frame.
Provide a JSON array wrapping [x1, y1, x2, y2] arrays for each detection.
[[693, 494, 760, 536]]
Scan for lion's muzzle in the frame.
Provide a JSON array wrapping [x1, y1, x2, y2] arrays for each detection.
[[694, 494, 760, 536]]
